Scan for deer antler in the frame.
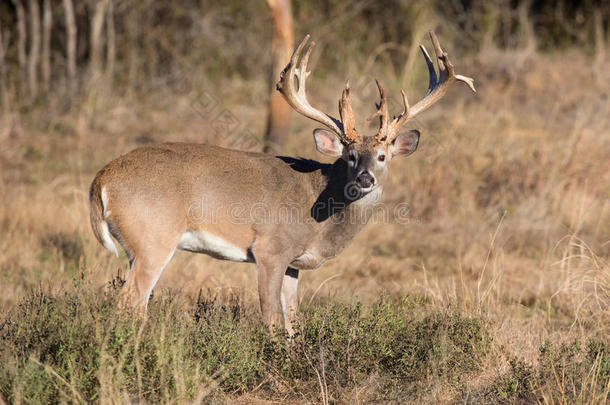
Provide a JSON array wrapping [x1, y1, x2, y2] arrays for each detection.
[[375, 31, 476, 144], [277, 35, 360, 144]]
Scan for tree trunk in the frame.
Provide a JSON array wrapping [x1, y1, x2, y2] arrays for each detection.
[[28, 0, 41, 100], [263, 0, 294, 153], [593, 12, 605, 86], [62, 0, 77, 95], [126, 3, 139, 95], [0, 22, 8, 112], [90, 0, 109, 79], [105, 0, 115, 88], [42, 0, 52, 94], [12, 0, 27, 97]]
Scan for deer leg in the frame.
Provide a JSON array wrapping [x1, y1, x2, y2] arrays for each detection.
[[251, 242, 293, 331], [256, 258, 286, 330], [118, 247, 175, 316], [281, 267, 299, 336]]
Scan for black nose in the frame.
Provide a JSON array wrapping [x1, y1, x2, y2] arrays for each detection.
[[356, 171, 375, 188]]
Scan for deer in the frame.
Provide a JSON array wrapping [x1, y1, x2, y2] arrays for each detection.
[[89, 31, 475, 334]]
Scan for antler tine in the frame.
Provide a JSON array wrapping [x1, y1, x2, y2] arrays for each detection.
[[399, 89, 410, 116], [380, 30, 476, 144], [339, 81, 359, 142], [291, 33, 310, 67], [374, 80, 390, 142], [386, 88, 411, 135], [429, 31, 449, 81], [455, 74, 476, 92], [295, 37, 314, 97], [419, 44, 438, 96], [276, 35, 349, 141]]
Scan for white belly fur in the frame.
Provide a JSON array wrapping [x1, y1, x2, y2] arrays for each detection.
[[177, 230, 250, 262]]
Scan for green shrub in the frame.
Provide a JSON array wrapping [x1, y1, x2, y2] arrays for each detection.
[[494, 340, 610, 404], [0, 288, 492, 403]]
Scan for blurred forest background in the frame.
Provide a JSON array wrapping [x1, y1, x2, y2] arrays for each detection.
[[0, 1, 607, 121], [0, 0, 609, 403]]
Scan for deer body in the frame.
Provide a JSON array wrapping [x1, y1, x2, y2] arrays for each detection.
[[91, 142, 379, 268], [90, 142, 382, 331], [90, 32, 475, 333]]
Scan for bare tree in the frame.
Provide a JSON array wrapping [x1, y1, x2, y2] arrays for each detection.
[[42, 0, 52, 94], [517, 0, 536, 52], [12, 0, 27, 96], [62, 0, 77, 95], [593, 12, 605, 86], [0, 22, 9, 112], [90, 0, 109, 79], [105, 0, 116, 87], [263, 0, 294, 153], [125, 4, 139, 93], [28, 0, 41, 99]]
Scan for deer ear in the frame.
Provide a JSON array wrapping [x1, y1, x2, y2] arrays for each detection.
[[313, 129, 344, 157], [391, 130, 420, 157]]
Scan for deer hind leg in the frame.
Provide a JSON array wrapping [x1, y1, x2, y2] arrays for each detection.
[[118, 246, 176, 316], [281, 267, 299, 336]]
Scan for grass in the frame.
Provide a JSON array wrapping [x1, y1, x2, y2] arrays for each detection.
[[0, 3, 609, 403], [492, 341, 610, 404], [0, 285, 607, 403]]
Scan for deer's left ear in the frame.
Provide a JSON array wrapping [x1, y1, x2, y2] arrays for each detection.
[[391, 130, 420, 157]]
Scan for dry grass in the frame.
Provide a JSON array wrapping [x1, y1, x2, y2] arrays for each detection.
[[0, 37, 609, 403]]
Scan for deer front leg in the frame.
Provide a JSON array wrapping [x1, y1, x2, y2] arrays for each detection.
[[251, 240, 293, 332], [255, 258, 286, 330], [281, 267, 299, 336]]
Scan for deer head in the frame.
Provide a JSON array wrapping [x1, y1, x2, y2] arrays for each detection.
[[277, 31, 476, 196]]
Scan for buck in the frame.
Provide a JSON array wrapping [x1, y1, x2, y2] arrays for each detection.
[[89, 32, 475, 334]]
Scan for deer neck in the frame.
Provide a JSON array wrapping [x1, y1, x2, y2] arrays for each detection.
[[309, 158, 381, 249]]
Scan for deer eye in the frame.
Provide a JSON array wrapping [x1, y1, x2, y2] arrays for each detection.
[[378, 154, 386, 162], [348, 153, 357, 163]]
